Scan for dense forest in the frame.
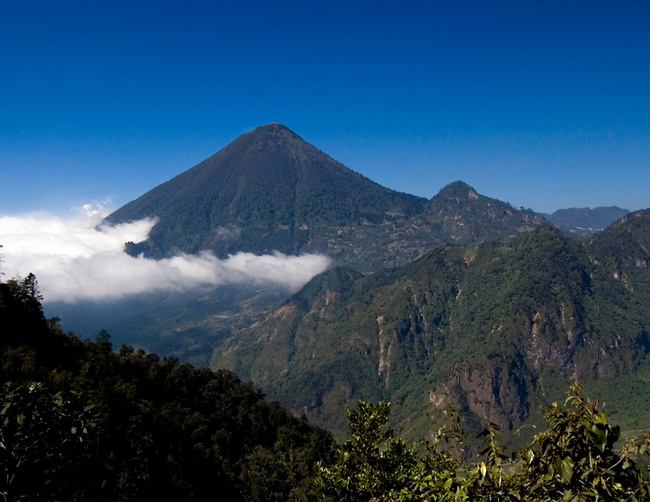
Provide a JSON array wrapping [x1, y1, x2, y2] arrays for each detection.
[[4, 274, 650, 501], [212, 214, 650, 442], [0, 275, 334, 501]]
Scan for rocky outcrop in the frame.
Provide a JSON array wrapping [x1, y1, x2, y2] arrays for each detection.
[[429, 358, 530, 430]]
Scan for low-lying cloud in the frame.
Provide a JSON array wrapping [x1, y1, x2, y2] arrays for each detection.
[[0, 208, 330, 303]]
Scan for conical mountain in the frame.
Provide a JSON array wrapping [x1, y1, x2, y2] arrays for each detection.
[[106, 123, 543, 271]]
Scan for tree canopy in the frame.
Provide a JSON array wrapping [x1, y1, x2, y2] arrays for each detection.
[[0, 276, 334, 501], [317, 383, 650, 501]]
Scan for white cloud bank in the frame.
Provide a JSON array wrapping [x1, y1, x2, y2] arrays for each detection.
[[0, 208, 330, 303]]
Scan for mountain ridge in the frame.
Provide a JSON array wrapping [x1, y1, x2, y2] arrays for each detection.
[[210, 210, 650, 440]]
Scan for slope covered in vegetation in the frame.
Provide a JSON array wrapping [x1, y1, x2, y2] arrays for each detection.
[[0, 275, 334, 501], [212, 212, 650, 441]]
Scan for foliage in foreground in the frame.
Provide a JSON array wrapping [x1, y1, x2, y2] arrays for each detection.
[[317, 384, 650, 501], [0, 275, 334, 501]]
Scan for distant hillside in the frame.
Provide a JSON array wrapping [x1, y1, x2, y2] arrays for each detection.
[[544, 206, 630, 236], [48, 282, 293, 367], [211, 210, 650, 441], [105, 123, 544, 272]]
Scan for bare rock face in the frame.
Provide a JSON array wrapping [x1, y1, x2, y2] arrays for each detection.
[[512, 308, 584, 374], [429, 358, 530, 430]]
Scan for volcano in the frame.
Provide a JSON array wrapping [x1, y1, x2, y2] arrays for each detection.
[[105, 123, 543, 271]]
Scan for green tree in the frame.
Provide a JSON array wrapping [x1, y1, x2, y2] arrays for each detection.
[[0, 382, 101, 501], [521, 382, 649, 501], [317, 401, 418, 501], [4, 273, 43, 318], [0, 275, 335, 501], [317, 385, 650, 501]]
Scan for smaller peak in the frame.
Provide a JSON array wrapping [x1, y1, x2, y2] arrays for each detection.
[[443, 180, 474, 190], [436, 181, 478, 199]]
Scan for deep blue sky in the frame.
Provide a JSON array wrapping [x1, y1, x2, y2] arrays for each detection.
[[2, 0, 649, 215]]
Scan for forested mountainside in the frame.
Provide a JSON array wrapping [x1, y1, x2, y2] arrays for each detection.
[[0, 276, 334, 501], [6, 277, 650, 502], [212, 211, 650, 441], [105, 123, 543, 272]]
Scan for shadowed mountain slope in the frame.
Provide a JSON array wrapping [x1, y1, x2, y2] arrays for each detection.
[[105, 124, 543, 272]]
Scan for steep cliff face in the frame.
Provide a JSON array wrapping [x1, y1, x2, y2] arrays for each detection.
[[429, 358, 531, 430]]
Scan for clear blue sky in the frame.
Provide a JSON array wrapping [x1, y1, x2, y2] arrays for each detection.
[[2, 0, 649, 215]]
